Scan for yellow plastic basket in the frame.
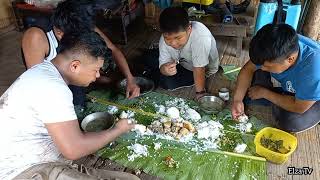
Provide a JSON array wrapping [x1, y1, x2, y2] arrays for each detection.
[[182, 0, 214, 6], [254, 127, 298, 164]]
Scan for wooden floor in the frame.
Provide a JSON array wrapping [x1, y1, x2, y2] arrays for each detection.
[[0, 23, 319, 180]]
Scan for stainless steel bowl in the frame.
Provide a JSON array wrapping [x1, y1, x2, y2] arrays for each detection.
[[81, 112, 115, 132], [198, 95, 225, 114], [118, 77, 155, 96]]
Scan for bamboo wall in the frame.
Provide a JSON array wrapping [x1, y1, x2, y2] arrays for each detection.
[[302, 0, 320, 41], [0, 0, 14, 29]]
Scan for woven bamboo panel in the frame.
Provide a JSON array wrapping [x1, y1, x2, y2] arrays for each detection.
[[0, 17, 14, 29]]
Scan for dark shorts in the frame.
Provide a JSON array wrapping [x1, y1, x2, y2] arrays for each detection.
[[248, 70, 320, 133]]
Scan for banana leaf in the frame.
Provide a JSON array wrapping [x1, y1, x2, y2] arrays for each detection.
[[87, 91, 267, 135], [81, 90, 268, 180], [221, 65, 241, 81], [98, 137, 266, 180]]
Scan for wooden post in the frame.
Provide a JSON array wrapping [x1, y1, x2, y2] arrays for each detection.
[[302, 0, 320, 40], [144, 3, 161, 29]]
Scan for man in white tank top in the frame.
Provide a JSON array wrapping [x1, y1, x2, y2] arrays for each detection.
[[21, 0, 140, 99]]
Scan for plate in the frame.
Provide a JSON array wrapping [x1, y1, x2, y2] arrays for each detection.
[[81, 112, 115, 132], [198, 95, 225, 113]]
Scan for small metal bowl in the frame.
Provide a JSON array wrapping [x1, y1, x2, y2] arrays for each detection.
[[81, 112, 115, 132], [118, 77, 155, 96], [198, 95, 225, 114]]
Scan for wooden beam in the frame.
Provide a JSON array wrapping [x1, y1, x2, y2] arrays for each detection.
[[302, 0, 320, 40]]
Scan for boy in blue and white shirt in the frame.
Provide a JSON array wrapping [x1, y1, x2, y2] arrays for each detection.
[[232, 23, 320, 133]]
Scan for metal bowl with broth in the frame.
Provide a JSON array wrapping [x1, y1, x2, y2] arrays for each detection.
[[198, 95, 225, 114], [118, 77, 155, 96], [81, 112, 115, 132]]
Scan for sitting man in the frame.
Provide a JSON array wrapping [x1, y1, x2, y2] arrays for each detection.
[[22, 0, 140, 105], [144, 7, 219, 99], [0, 32, 139, 180], [232, 23, 320, 133]]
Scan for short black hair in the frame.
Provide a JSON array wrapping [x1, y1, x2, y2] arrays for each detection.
[[159, 7, 190, 33], [59, 31, 112, 63], [51, 0, 97, 34], [249, 24, 299, 65]]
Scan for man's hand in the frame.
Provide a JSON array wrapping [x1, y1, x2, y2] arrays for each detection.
[[231, 60, 256, 118], [160, 62, 177, 76], [126, 78, 140, 99], [248, 86, 268, 100], [231, 100, 245, 120], [114, 119, 135, 133]]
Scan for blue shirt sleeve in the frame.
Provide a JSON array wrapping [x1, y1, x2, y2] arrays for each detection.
[[295, 53, 320, 101]]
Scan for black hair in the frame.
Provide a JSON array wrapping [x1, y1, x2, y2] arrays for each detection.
[[249, 23, 299, 65], [159, 7, 190, 33], [59, 31, 112, 63], [51, 0, 97, 34]]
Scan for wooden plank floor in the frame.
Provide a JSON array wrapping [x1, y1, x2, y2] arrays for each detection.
[[0, 23, 319, 179]]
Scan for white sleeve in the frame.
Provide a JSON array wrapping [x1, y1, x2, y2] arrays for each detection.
[[191, 36, 211, 67], [159, 36, 172, 68], [32, 81, 77, 124]]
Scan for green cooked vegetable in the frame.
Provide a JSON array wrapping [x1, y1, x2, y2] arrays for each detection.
[[260, 135, 291, 154]]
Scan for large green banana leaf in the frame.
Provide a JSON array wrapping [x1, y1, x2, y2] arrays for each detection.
[[77, 90, 268, 180]]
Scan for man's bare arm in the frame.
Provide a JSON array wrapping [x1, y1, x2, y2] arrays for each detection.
[[46, 119, 133, 160], [22, 27, 49, 69]]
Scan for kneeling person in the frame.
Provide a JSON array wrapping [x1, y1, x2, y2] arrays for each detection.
[[232, 24, 320, 133], [0, 32, 139, 180], [151, 7, 219, 98]]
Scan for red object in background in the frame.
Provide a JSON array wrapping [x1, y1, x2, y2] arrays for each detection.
[[15, 3, 54, 13], [129, 0, 137, 11]]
